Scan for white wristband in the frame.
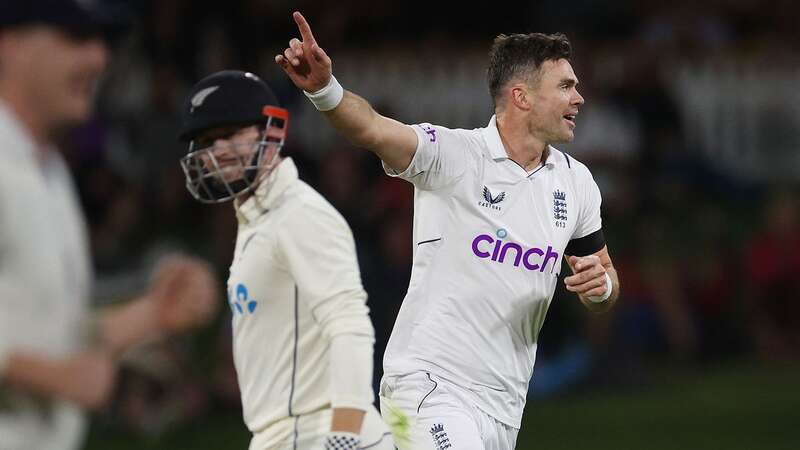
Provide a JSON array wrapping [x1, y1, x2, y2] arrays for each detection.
[[587, 272, 613, 303], [304, 75, 344, 111]]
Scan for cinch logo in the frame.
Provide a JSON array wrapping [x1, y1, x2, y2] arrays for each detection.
[[228, 283, 258, 315], [471, 229, 560, 272]]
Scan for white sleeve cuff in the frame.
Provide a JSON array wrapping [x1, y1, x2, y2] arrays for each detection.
[[329, 333, 375, 410]]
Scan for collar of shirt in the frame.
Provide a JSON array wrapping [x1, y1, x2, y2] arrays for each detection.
[[234, 157, 298, 224], [480, 115, 557, 171], [0, 99, 39, 164]]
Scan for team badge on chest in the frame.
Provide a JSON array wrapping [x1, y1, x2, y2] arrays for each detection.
[[479, 186, 506, 211], [553, 189, 567, 228]]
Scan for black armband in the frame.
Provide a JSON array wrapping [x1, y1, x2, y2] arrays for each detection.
[[565, 228, 605, 256]]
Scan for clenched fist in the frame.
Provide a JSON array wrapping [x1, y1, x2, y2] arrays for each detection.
[[564, 254, 609, 298], [148, 255, 220, 334]]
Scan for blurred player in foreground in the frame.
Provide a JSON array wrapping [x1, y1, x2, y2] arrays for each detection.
[[177, 70, 393, 450], [0, 1, 219, 449], [277, 11, 621, 450]]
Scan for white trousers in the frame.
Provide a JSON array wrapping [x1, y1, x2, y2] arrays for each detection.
[[379, 372, 518, 450], [249, 406, 394, 450]]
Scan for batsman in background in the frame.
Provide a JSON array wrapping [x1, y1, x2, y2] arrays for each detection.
[[177, 70, 393, 450], [277, 11, 620, 450]]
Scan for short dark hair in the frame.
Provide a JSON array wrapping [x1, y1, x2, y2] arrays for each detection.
[[487, 32, 572, 107]]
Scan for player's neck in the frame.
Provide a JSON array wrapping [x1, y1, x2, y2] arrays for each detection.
[[0, 85, 50, 150], [495, 113, 546, 171]]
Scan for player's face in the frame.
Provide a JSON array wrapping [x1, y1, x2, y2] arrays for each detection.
[[527, 58, 584, 144], [1, 26, 108, 130], [195, 125, 263, 183]]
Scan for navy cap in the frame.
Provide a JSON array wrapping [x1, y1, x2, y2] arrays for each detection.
[[179, 70, 282, 142], [0, 0, 128, 35]]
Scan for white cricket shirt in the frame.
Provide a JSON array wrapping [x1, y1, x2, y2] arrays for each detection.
[[0, 102, 92, 449], [228, 158, 375, 437], [382, 116, 603, 427]]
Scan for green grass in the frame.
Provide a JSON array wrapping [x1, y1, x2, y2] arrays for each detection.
[[85, 361, 800, 449], [516, 362, 800, 450], [85, 412, 250, 449]]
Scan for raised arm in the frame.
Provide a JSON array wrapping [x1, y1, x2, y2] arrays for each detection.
[[275, 11, 417, 172]]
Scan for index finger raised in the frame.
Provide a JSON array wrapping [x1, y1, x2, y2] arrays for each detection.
[[293, 11, 316, 44]]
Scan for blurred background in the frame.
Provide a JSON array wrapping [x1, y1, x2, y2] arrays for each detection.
[[51, 0, 799, 448]]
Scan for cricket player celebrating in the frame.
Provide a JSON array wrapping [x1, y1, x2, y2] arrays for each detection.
[[276, 12, 621, 450], [178, 70, 393, 450]]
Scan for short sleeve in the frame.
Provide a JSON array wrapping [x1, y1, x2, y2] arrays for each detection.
[[565, 165, 605, 256], [573, 170, 602, 239], [381, 123, 468, 191]]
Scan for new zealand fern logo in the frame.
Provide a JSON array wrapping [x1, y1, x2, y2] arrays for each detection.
[[479, 186, 506, 211], [229, 283, 258, 315], [190, 86, 219, 113]]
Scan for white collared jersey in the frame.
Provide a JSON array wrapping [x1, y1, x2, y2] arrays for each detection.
[[0, 102, 92, 449], [382, 116, 604, 428], [227, 159, 376, 435]]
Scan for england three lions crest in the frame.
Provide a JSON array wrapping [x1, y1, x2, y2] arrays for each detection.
[[553, 189, 567, 227]]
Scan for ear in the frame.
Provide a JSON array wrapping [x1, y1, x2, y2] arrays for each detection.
[[510, 84, 532, 111]]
